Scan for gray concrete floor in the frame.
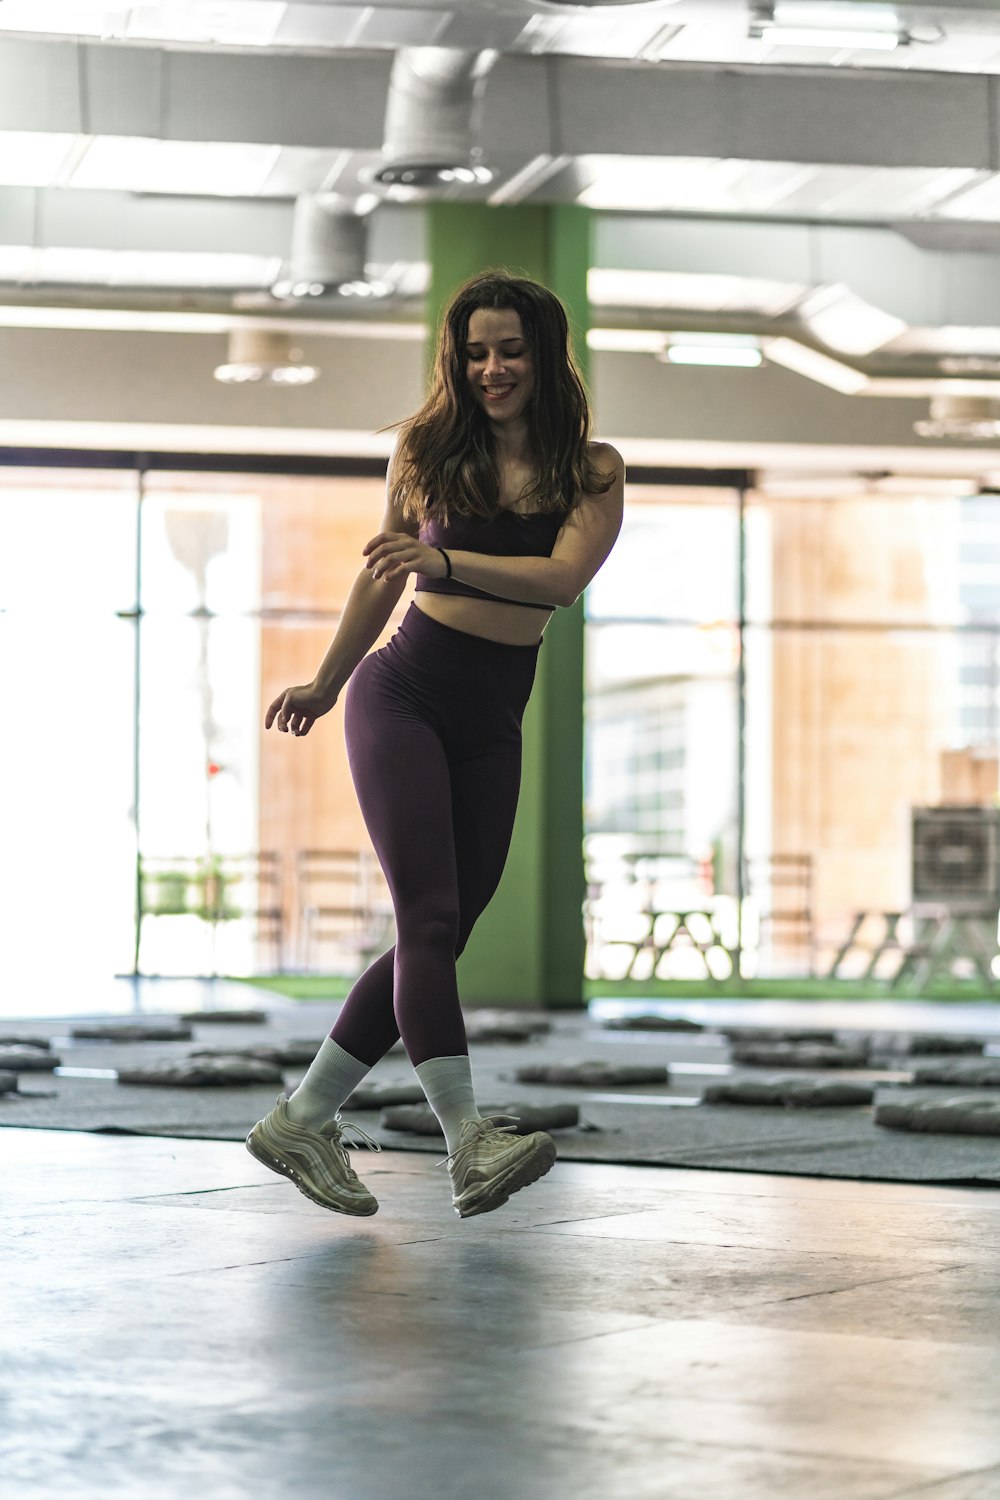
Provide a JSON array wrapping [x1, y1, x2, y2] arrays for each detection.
[[5, 1117, 1000, 1500]]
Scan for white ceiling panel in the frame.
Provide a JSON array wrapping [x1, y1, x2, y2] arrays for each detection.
[[2, 2, 1000, 396], [574, 155, 996, 221], [273, 5, 370, 45], [436, 12, 533, 51], [889, 326, 1000, 358], [769, 165, 985, 218], [0, 1, 287, 45], [513, 11, 672, 59], [0, 246, 31, 279], [352, 7, 452, 47], [588, 267, 805, 317], [0, 132, 79, 188], [576, 156, 809, 213], [937, 175, 1000, 222], [257, 146, 353, 197], [0, 2, 134, 37], [0, 0, 999, 73], [125, 2, 288, 45], [71, 138, 284, 196], [13, 245, 283, 287]]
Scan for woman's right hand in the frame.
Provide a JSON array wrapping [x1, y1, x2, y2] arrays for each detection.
[[265, 683, 336, 737]]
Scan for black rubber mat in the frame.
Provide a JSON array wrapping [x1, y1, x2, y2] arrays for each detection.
[[3, 1001, 999, 1186]]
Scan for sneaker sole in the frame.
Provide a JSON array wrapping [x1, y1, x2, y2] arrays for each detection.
[[245, 1130, 379, 1217], [454, 1136, 557, 1219]]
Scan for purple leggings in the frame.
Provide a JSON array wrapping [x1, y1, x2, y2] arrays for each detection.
[[330, 602, 542, 1068]]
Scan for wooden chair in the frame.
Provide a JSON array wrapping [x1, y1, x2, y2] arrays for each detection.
[[295, 849, 395, 973]]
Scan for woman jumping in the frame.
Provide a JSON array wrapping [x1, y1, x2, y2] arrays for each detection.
[[247, 269, 625, 1219]]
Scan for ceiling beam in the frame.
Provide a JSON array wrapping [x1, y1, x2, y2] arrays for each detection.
[[0, 189, 424, 263], [4, 189, 1000, 337], [0, 36, 997, 170]]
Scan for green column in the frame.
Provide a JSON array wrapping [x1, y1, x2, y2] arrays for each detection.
[[426, 202, 592, 1010]]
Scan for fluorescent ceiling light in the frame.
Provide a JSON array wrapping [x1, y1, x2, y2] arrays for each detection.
[[796, 284, 907, 356], [71, 138, 282, 197], [659, 334, 763, 368], [0, 133, 80, 188], [762, 337, 869, 394]]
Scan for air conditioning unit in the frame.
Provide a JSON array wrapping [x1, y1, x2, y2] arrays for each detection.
[[911, 806, 1000, 913]]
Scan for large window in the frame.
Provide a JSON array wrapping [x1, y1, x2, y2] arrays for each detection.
[[0, 461, 400, 996], [583, 483, 741, 981], [1, 468, 138, 993], [743, 485, 1000, 980], [3, 457, 996, 999], [580, 476, 1000, 985]]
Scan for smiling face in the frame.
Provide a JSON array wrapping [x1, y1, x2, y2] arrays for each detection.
[[465, 306, 535, 426]]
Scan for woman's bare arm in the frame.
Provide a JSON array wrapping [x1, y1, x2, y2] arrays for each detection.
[[359, 445, 626, 610]]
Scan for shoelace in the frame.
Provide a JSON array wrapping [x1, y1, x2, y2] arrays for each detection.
[[435, 1113, 521, 1170], [315, 1113, 383, 1179]]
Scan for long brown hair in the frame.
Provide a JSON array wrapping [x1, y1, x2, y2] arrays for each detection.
[[378, 269, 615, 527]]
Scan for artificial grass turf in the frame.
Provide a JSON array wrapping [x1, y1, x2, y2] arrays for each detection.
[[233, 974, 1000, 1004]]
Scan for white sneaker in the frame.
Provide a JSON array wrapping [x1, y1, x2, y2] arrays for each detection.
[[246, 1093, 381, 1215], [438, 1114, 556, 1219]]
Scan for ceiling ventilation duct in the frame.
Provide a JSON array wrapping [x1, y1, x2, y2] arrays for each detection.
[[914, 395, 1000, 440], [214, 328, 319, 385], [272, 195, 390, 300], [374, 48, 498, 189]]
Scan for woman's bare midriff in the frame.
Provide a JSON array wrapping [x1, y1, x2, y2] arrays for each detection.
[[412, 592, 553, 646]]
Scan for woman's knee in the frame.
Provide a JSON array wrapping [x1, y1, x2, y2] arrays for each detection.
[[396, 905, 460, 952]]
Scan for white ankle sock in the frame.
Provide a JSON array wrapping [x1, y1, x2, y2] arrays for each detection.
[[285, 1037, 373, 1129], [414, 1054, 483, 1157]]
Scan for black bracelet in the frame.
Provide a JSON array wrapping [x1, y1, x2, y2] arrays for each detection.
[[437, 547, 452, 578]]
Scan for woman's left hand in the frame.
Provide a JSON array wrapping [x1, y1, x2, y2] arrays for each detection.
[[363, 533, 448, 582]]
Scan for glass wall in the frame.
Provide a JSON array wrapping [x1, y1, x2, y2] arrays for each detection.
[[0, 463, 400, 996], [582, 483, 741, 982], [742, 484, 1000, 982], [581, 477, 1000, 987], [3, 458, 996, 999], [0, 468, 138, 994]]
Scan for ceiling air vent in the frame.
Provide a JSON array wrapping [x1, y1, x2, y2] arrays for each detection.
[[375, 49, 497, 189], [914, 396, 1000, 441]]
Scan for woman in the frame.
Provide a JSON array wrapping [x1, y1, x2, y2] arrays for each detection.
[[247, 269, 625, 1220]]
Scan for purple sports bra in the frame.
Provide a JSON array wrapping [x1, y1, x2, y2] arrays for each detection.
[[416, 505, 564, 613]]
